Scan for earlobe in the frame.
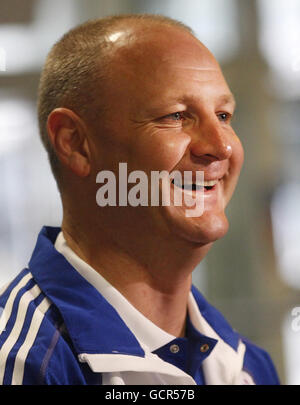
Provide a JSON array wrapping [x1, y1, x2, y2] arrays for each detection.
[[47, 108, 91, 178]]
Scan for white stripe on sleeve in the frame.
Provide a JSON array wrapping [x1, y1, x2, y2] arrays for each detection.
[[0, 283, 41, 384], [12, 297, 51, 385], [0, 273, 33, 335]]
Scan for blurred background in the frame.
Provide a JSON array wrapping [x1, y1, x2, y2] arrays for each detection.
[[0, 0, 300, 385]]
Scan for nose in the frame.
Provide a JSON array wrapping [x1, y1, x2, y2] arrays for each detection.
[[190, 119, 233, 162]]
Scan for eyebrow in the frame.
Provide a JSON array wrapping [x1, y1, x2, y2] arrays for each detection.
[[181, 93, 236, 108], [217, 94, 236, 108], [177, 93, 236, 108]]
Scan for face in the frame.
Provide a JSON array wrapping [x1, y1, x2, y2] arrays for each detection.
[[90, 26, 244, 246]]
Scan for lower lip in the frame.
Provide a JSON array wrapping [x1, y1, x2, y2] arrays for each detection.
[[171, 180, 220, 206], [203, 184, 218, 195], [172, 182, 218, 193]]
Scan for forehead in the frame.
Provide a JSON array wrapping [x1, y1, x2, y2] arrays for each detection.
[[104, 26, 230, 110], [112, 26, 219, 73]]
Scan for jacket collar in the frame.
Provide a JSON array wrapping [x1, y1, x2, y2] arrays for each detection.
[[190, 285, 239, 351], [29, 226, 144, 357], [28, 226, 240, 357]]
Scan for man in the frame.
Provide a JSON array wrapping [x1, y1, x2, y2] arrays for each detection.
[[0, 14, 279, 385]]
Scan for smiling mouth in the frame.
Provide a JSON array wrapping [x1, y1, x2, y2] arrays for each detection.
[[171, 179, 218, 191]]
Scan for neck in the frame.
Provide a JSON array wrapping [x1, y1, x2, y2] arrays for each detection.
[[61, 212, 211, 337]]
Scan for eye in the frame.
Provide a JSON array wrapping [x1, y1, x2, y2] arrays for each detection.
[[162, 111, 185, 121], [217, 112, 232, 123]]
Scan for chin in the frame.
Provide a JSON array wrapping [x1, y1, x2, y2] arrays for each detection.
[[165, 207, 229, 245]]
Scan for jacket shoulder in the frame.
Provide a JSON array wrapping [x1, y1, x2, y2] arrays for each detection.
[[0, 269, 100, 385], [0, 269, 56, 384], [242, 336, 280, 385]]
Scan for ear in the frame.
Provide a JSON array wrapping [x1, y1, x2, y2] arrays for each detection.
[[47, 108, 91, 177]]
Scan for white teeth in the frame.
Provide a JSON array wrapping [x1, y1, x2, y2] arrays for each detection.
[[202, 180, 218, 187], [172, 179, 218, 189]]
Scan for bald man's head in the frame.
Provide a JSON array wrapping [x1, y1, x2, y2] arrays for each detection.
[[37, 14, 196, 188]]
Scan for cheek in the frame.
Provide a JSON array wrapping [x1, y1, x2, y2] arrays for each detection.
[[132, 130, 191, 172]]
